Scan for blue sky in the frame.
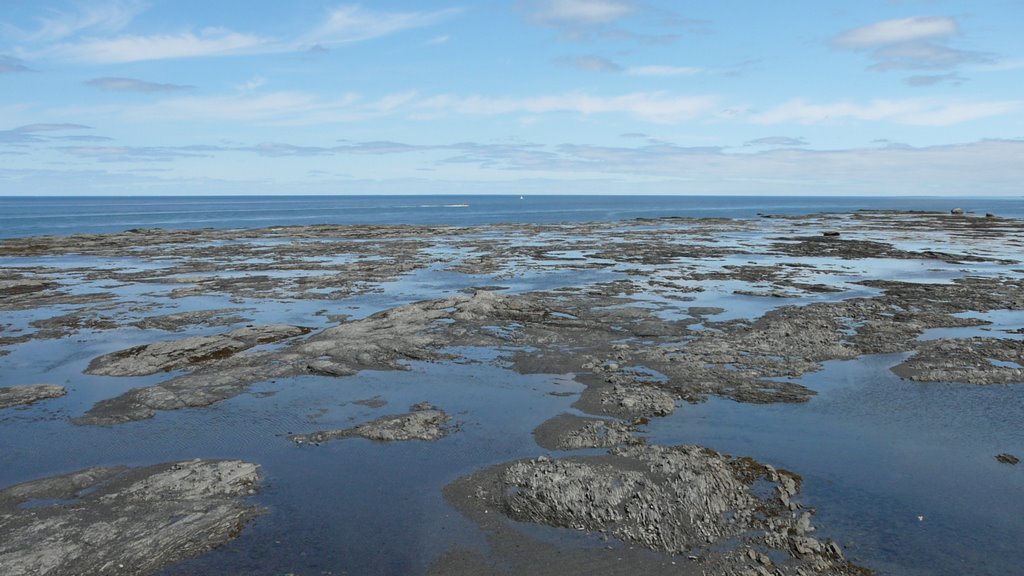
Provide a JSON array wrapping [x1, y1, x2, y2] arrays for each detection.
[[1, 0, 1022, 196]]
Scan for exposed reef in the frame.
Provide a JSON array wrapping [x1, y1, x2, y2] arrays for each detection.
[[443, 444, 867, 576], [85, 324, 311, 377], [0, 459, 262, 576], [0, 384, 66, 409], [3, 210, 1023, 574], [532, 413, 636, 451], [290, 402, 453, 444]]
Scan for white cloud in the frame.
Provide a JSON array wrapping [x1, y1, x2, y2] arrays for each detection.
[[751, 98, 1022, 126], [131, 91, 334, 122], [85, 77, 193, 92], [627, 65, 701, 76], [527, 0, 635, 27], [417, 91, 717, 123], [18, 4, 461, 64], [44, 28, 273, 64], [301, 5, 461, 47], [834, 16, 958, 48], [832, 16, 987, 72], [557, 55, 622, 72], [744, 137, 808, 147], [6, 0, 146, 43], [16, 138, 1024, 197]]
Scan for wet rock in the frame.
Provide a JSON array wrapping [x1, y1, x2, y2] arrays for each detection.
[[770, 234, 1007, 264], [28, 309, 120, 339], [996, 453, 1020, 465], [75, 361, 302, 425], [446, 444, 865, 575], [597, 383, 677, 417], [951, 208, 964, 215], [892, 337, 1023, 384], [353, 395, 388, 409], [0, 384, 67, 409], [0, 459, 262, 576], [532, 413, 635, 450], [44, 214, 1022, 427], [290, 403, 453, 444], [86, 324, 311, 376], [131, 308, 252, 331]]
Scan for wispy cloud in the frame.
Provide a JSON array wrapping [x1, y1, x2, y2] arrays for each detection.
[[128, 91, 333, 122], [11, 136, 1024, 197], [0, 123, 91, 144], [77, 88, 718, 126], [0, 55, 31, 73], [834, 16, 958, 47], [525, 0, 635, 27], [416, 92, 718, 123], [905, 73, 966, 87], [833, 16, 990, 72], [43, 28, 275, 64], [3, 0, 146, 43], [302, 5, 461, 47], [627, 64, 701, 76], [60, 145, 213, 162], [555, 54, 622, 72], [521, 0, 687, 44], [85, 77, 194, 92], [751, 97, 1021, 126], [744, 136, 808, 147], [19, 4, 461, 64]]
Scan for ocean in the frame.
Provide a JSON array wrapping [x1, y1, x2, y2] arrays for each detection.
[[2, 194, 1023, 238]]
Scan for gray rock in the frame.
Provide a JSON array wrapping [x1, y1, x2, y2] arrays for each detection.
[[996, 453, 1020, 465], [447, 444, 863, 575], [291, 403, 453, 444], [533, 413, 634, 450], [86, 324, 310, 376], [0, 384, 67, 409], [892, 337, 1023, 384], [0, 459, 262, 576], [131, 308, 252, 331]]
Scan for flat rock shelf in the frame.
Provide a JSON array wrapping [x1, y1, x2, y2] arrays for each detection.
[[1, 210, 1022, 575]]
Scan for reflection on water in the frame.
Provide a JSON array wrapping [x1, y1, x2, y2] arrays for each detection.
[[645, 354, 1024, 576]]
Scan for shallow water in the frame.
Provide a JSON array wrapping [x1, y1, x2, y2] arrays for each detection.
[[643, 354, 1024, 575], [2, 207, 1024, 575]]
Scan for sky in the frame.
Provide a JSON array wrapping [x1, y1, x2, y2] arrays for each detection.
[[1, 0, 1022, 196]]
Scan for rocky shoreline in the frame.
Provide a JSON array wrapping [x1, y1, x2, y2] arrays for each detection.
[[1, 210, 1022, 574]]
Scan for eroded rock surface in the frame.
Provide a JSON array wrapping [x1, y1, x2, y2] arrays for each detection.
[[0, 459, 262, 576], [0, 384, 66, 409], [86, 324, 311, 377], [996, 453, 1020, 465], [291, 402, 453, 444], [78, 273, 1024, 425], [446, 445, 866, 575], [892, 337, 1024, 384], [532, 413, 635, 450], [131, 308, 252, 331]]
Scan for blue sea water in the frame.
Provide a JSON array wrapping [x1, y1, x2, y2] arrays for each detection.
[[2, 195, 1022, 238]]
